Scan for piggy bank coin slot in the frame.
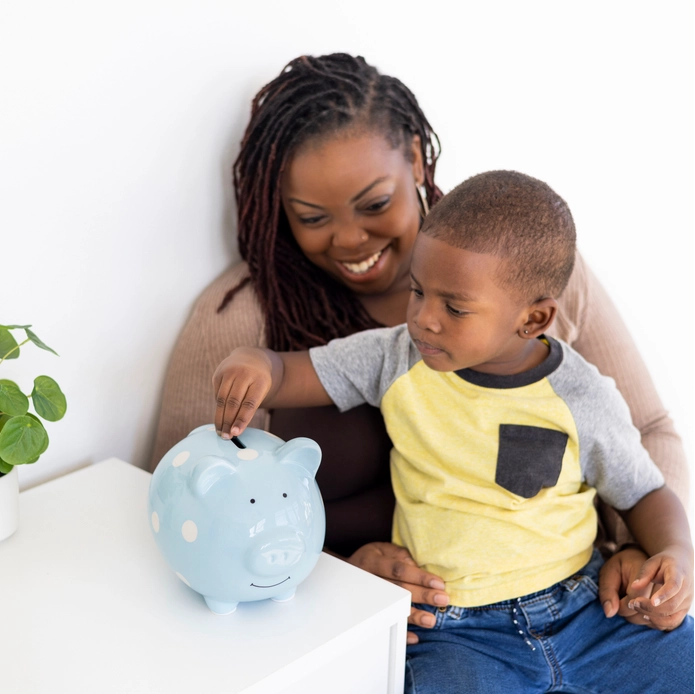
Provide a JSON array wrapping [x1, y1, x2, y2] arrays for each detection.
[[231, 436, 246, 449]]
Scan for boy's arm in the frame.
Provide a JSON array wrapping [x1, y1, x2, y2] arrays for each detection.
[[620, 486, 694, 618], [212, 347, 333, 438]]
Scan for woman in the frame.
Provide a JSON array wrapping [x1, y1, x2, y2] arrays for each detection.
[[151, 54, 690, 636]]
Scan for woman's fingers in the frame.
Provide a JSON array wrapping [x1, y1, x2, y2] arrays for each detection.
[[406, 630, 420, 646], [598, 553, 626, 618], [347, 543, 448, 643], [348, 542, 449, 617], [408, 605, 437, 629], [598, 547, 650, 619], [350, 543, 447, 593]]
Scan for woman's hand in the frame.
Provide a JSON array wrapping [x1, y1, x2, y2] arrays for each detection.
[[212, 348, 274, 438], [598, 546, 691, 630], [348, 542, 449, 645]]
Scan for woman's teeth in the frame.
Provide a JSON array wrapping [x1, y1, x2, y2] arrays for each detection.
[[340, 249, 383, 275]]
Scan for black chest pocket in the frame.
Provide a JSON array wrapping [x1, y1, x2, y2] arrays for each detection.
[[495, 424, 568, 498]]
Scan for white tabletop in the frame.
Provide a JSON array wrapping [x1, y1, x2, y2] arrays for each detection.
[[0, 459, 410, 693]]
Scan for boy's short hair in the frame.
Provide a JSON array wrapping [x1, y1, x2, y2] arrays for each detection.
[[421, 171, 576, 301]]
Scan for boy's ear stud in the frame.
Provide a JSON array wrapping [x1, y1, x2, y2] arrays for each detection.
[[524, 330, 529, 334]]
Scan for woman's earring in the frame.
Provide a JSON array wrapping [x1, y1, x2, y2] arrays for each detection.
[[417, 184, 430, 219]]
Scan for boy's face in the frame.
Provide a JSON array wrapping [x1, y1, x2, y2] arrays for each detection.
[[407, 233, 534, 374]]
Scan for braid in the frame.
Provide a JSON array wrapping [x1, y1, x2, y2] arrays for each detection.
[[223, 53, 443, 351]]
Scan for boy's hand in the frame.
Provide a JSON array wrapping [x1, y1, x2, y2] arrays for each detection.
[[213, 348, 274, 438], [599, 547, 692, 630], [617, 485, 693, 630], [625, 546, 693, 630]]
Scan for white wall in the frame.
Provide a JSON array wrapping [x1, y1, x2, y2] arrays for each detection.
[[1, 1, 692, 512]]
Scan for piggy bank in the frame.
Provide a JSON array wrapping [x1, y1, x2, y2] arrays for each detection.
[[148, 425, 325, 614]]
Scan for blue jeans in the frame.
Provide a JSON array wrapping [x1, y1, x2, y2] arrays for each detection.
[[405, 550, 694, 693]]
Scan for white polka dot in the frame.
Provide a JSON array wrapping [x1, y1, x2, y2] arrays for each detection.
[[182, 520, 198, 542], [172, 451, 190, 467], [237, 448, 259, 460], [175, 572, 191, 586], [151, 512, 160, 533]]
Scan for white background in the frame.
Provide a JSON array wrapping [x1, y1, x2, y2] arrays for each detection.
[[1, 1, 692, 516]]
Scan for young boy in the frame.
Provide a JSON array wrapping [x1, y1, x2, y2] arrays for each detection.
[[213, 171, 693, 693]]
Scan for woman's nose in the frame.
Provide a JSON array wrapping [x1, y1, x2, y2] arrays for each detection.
[[331, 222, 368, 249]]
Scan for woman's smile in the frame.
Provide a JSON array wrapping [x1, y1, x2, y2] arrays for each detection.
[[335, 246, 388, 281]]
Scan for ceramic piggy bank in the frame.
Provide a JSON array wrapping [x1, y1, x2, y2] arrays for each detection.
[[148, 425, 325, 614]]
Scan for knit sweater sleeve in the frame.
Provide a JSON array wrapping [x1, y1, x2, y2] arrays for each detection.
[[552, 252, 689, 510], [149, 263, 268, 470]]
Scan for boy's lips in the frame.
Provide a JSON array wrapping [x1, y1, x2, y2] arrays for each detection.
[[414, 339, 445, 356]]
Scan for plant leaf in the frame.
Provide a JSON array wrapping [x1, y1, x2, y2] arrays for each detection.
[[0, 418, 16, 473], [0, 380, 29, 416], [0, 325, 31, 329], [25, 328, 59, 356], [0, 328, 20, 360], [26, 414, 50, 456], [32, 376, 67, 421], [0, 415, 49, 465]]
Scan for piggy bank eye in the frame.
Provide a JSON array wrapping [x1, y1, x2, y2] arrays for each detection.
[[250, 499, 256, 504], [283, 493, 287, 498]]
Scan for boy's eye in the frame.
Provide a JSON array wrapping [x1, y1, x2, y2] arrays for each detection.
[[363, 197, 390, 213], [447, 305, 469, 317]]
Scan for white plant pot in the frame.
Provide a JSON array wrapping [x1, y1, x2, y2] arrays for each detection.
[[0, 466, 19, 542]]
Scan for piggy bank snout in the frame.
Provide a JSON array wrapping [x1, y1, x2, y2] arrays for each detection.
[[249, 531, 306, 576]]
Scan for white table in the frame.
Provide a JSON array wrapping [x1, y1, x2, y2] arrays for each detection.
[[0, 459, 411, 693]]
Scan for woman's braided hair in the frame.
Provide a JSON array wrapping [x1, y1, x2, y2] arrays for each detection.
[[219, 53, 442, 351]]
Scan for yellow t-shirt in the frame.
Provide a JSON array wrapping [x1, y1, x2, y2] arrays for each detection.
[[310, 325, 664, 606]]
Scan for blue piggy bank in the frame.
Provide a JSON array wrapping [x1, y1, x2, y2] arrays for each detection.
[[148, 425, 325, 614]]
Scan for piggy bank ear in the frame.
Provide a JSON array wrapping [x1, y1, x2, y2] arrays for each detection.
[[186, 424, 214, 438], [189, 455, 239, 497], [276, 438, 322, 479]]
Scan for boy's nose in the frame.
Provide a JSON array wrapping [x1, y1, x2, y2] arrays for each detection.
[[413, 303, 441, 333]]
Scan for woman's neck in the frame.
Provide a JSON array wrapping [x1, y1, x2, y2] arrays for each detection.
[[359, 286, 410, 327]]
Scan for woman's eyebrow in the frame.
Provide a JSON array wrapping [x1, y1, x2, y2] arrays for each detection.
[[287, 198, 324, 209], [288, 176, 390, 209], [350, 176, 388, 203]]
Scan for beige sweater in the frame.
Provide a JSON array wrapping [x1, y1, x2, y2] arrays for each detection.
[[150, 253, 689, 548]]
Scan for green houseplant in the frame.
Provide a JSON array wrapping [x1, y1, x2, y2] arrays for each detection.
[[0, 324, 67, 476]]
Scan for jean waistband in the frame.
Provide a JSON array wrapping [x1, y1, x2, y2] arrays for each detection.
[[424, 548, 603, 618]]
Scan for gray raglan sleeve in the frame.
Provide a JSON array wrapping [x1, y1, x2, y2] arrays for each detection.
[[308, 324, 419, 412], [548, 344, 665, 510]]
